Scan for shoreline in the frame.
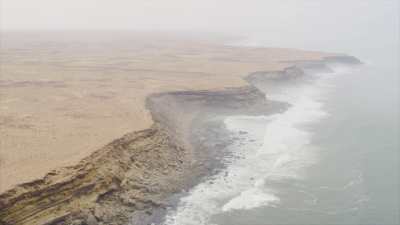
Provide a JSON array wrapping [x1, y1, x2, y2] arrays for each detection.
[[0, 32, 333, 193], [146, 55, 362, 225], [0, 56, 361, 225]]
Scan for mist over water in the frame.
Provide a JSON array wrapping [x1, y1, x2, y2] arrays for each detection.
[[165, 65, 399, 225], [2, 0, 397, 224], [164, 71, 337, 225], [163, 1, 399, 224]]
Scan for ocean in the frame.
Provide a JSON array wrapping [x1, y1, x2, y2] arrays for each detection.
[[160, 0, 399, 224], [161, 1, 399, 224]]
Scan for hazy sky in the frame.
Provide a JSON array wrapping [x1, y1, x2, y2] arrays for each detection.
[[1, 0, 398, 57], [1, 0, 398, 32]]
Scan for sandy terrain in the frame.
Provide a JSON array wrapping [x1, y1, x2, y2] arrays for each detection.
[[0, 31, 332, 193]]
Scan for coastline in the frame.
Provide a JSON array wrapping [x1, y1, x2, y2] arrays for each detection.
[[0, 32, 333, 193], [0, 55, 361, 225]]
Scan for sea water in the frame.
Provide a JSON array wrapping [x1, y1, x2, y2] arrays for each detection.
[[163, 1, 399, 224], [163, 58, 399, 225]]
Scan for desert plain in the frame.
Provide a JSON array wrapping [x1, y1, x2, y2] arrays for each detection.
[[0, 31, 331, 193]]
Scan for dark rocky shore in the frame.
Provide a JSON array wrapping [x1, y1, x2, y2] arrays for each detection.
[[0, 56, 361, 225]]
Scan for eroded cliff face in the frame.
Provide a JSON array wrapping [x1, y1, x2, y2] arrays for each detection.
[[0, 55, 361, 225], [0, 86, 277, 225], [246, 56, 362, 85], [0, 126, 190, 225]]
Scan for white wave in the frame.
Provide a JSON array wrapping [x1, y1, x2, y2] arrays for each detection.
[[222, 187, 280, 212], [163, 73, 339, 225]]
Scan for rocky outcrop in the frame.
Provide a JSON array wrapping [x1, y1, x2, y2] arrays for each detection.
[[0, 55, 361, 225], [323, 55, 362, 65], [0, 86, 282, 225], [247, 55, 362, 82], [0, 126, 189, 225]]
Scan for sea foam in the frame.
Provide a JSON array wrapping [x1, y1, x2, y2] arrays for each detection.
[[164, 72, 337, 225]]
